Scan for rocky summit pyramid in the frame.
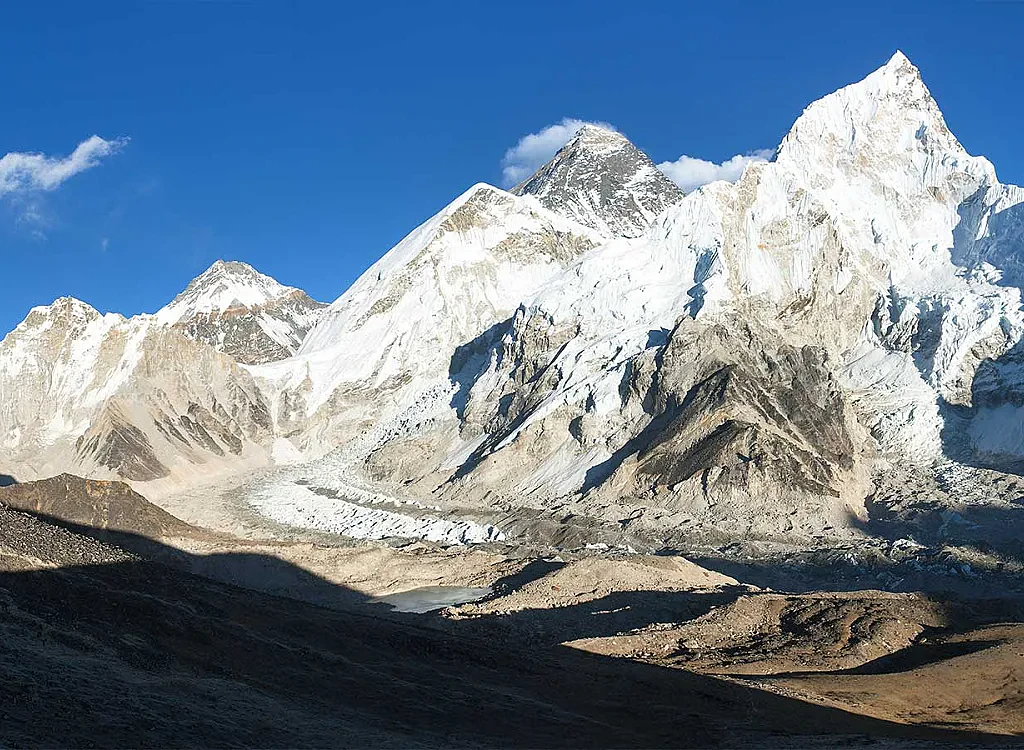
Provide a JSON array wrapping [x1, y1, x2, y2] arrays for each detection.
[[3, 52, 1024, 552], [513, 124, 684, 237]]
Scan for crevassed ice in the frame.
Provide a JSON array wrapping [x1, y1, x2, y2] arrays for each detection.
[[248, 481, 505, 545]]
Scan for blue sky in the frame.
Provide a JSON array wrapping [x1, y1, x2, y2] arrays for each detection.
[[2, 0, 1023, 334]]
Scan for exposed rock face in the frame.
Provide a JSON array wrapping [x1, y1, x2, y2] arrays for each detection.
[[435, 315, 871, 541], [0, 473, 197, 539], [608, 322, 868, 531], [155, 260, 326, 365], [513, 124, 684, 237]]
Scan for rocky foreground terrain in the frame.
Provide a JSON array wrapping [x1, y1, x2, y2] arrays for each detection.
[[0, 474, 1022, 747]]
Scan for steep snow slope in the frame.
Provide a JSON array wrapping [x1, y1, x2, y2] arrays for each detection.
[[250, 183, 602, 455], [513, 124, 683, 237], [154, 260, 326, 365]]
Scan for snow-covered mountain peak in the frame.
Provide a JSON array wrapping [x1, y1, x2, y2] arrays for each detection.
[[857, 50, 945, 120], [767, 49, 998, 300], [567, 124, 631, 153], [151, 260, 326, 365], [30, 296, 100, 321], [886, 49, 911, 66], [157, 260, 296, 322], [875, 49, 917, 78], [777, 50, 965, 175], [434, 183, 517, 233], [512, 124, 683, 238], [9, 297, 124, 340], [447, 182, 506, 209]]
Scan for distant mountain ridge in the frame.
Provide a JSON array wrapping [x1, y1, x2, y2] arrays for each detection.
[[0, 261, 321, 490], [154, 259, 326, 365], [3, 52, 1024, 551]]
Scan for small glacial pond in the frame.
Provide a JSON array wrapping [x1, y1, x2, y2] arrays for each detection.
[[373, 585, 492, 614]]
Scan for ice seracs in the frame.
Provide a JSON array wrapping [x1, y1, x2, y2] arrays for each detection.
[[248, 479, 504, 545]]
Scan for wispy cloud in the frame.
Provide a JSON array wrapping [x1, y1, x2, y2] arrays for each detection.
[[2, 193, 52, 240], [500, 118, 617, 187], [15, 198, 46, 228], [656, 149, 774, 193], [0, 135, 128, 199]]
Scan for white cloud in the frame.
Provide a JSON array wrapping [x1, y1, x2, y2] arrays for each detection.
[[500, 118, 617, 187], [656, 149, 774, 193], [0, 135, 128, 199]]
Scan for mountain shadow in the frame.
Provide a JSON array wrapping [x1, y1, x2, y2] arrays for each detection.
[[931, 191, 1024, 476], [448, 317, 514, 420], [938, 333, 1024, 475], [951, 185, 1024, 290], [0, 504, 1005, 748]]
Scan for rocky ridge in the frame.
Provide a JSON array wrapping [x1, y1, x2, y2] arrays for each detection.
[[0, 473, 199, 539]]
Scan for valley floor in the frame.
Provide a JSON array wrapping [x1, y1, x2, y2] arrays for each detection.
[[1, 477, 1023, 748]]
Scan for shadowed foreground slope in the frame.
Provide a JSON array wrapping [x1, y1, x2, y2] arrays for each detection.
[[0, 473, 200, 538], [0, 504, 1013, 748]]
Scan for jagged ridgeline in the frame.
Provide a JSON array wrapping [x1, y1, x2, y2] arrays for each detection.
[[0, 262, 324, 490], [2, 52, 1023, 547]]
